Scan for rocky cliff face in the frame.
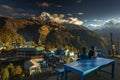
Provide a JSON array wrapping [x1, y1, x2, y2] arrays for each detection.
[[0, 16, 108, 51]]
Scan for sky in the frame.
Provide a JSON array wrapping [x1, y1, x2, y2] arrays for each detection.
[[0, 0, 120, 29]]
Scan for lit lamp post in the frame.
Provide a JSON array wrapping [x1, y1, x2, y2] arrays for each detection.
[[110, 32, 116, 56], [112, 43, 116, 56]]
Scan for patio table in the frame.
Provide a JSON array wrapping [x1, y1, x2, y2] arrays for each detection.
[[64, 57, 115, 80]]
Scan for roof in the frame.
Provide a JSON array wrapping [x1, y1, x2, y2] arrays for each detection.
[[17, 47, 45, 52], [36, 47, 45, 51]]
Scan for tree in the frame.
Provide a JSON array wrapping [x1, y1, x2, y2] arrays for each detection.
[[12, 66, 25, 80], [0, 67, 9, 80], [7, 63, 14, 75], [14, 66, 23, 75]]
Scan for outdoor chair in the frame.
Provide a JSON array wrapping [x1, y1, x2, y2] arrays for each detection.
[[56, 68, 64, 80], [56, 67, 70, 80]]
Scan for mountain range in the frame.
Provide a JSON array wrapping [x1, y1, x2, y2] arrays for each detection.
[[0, 16, 108, 52], [93, 20, 120, 46]]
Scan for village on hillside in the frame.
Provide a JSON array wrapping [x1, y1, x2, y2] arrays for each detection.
[[0, 39, 120, 80]]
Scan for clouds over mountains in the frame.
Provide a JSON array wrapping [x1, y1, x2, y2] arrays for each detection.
[[0, 5, 15, 16], [88, 18, 120, 30], [0, 3, 84, 26], [0, 0, 84, 17], [0, 4, 32, 18], [0, 5, 14, 12], [37, 12, 83, 26], [36, 2, 50, 7], [0, 0, 84, 26], [1, 3, 120, 29]]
